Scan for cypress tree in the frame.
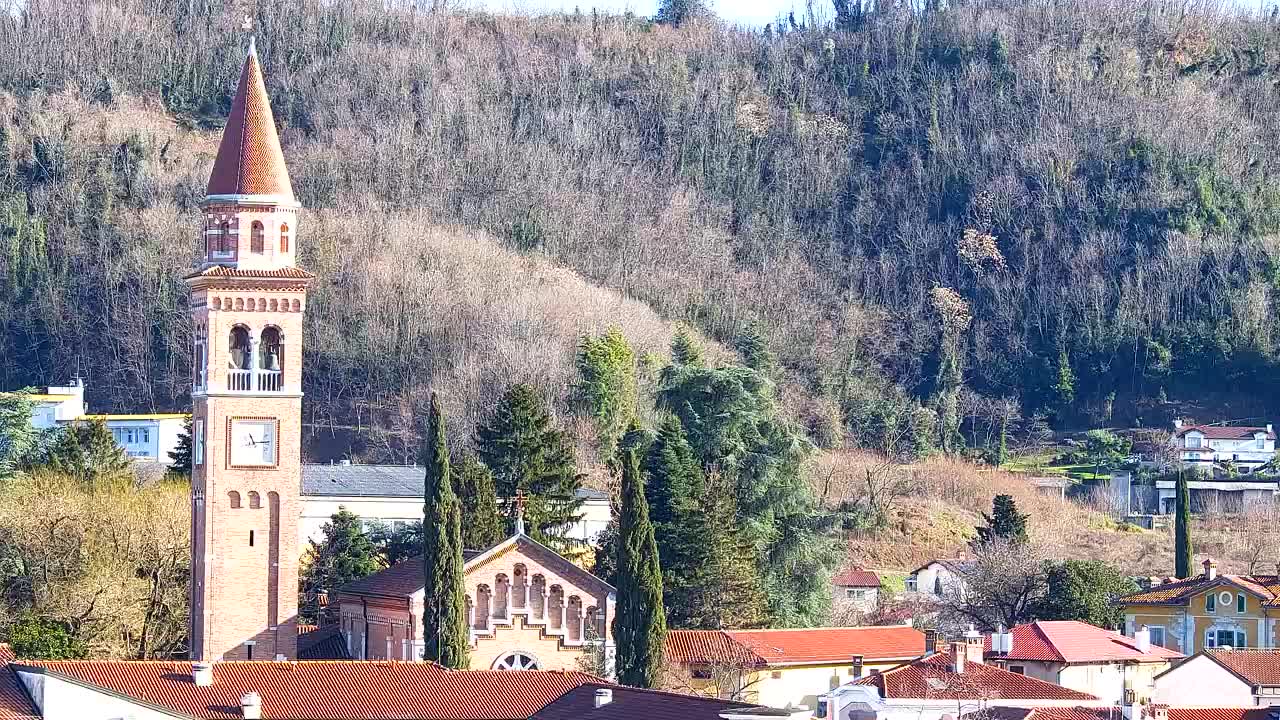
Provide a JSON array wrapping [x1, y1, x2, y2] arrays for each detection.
[[613, 446, 666, 688], [476, 384, 583, 549], [456, 454, 504, 550], [1175, 471, 1192, 578], [421, 393, 469, 669], [643, 416, 708, 627]]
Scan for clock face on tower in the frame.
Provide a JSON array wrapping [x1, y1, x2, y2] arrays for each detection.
[[229, 418, 278, 467]]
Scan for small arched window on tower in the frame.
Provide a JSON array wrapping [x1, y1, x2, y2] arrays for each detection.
[[279, 223, 290, 253], [228, 326, 252, 391], [248, 491, 261, 509], [251, 221, 264, 254], [258, 327, 283, 392], [218, 221, 233, 256], [228, 491, 242, 509]]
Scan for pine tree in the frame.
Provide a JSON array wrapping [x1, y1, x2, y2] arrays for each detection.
[[456, 454, 504, 550], [1176, 472, 1193, 578], [168, 417, 193, 474], [687, 472, 767, 629], [655, 0, 709, 26], [301, 509, 384, 624], [476, 384, 583, 549], [45, 419, 132, 486], [421, 393, 469, 669], [574, 328, 638, 457], [613, 446, 666, 687], [669, 325, 704, 368], [643, 416, 701, 626], [734, 320, 774, 375], [975, 494, 1029, 545]]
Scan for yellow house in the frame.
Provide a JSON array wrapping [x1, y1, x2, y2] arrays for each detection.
[[664, 626, 924, 710], [1118, 558, 1280, 654]]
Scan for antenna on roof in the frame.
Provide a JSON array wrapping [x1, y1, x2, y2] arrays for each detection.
[[241, 13, 255, 54]]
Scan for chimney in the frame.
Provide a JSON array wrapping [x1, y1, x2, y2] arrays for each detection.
[[992, 625, 1013, 655], [924, 629, 939, 655], [1204, 558, 1217, 581], [1173, 419, 1183, 430], [950, 641, 966, 674], [192, 662, 213, 687], [593, 688, 613, 708], [963, 626, 984, 666], [240, 691, 262, 720], [1268, 424, 1274, 435], [1135, 625, 1151, 654], [851, 654, 864, 678]]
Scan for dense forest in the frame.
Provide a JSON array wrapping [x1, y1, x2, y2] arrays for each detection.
[[2, 0, 1280, 461]]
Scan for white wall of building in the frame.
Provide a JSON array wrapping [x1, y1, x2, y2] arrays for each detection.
[[17, 670, 182, 720], [299, 495, 613, 547], [907, 562, 962, 598], [1152, 654, 1255, 707]]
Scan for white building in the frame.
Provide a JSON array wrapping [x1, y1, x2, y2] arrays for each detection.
[[905, 559, 970, 599], [1172, 421, 1276, 473], [13, 380, 187, 465], [1153, 649, 1280, 707], [299, 463, 612, 547]]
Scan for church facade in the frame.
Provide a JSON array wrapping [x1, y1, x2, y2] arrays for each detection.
[[335, 532, 616, 672], [186, 39, 310, 662]]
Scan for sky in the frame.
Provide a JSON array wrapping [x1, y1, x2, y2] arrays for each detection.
[[476, 0, 807, 26]]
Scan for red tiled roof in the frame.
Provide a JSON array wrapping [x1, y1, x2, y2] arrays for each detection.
[[1204, 648, 1280, 685], [530, 683, 757, 720], [0, 646, 38, 720], [184, 265, 315, 280], [833, 567, 881, 587], [1119, 571, 1280, 607], [1176, 425, 1275, 440], [725, 626, 924, 666], [14, 659, 599, 720], [206, 42, 295, 200], [984, 621, 1182, 663], [664, 630, 766, 667], [855, 652, 1097, 700]]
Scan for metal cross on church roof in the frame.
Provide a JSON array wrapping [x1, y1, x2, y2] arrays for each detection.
[[513, 489, 529, 536]]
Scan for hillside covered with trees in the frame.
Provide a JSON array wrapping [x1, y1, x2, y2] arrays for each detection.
[[4, 0, 1280, 453]]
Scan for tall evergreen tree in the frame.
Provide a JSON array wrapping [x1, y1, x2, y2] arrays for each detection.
[[476, 384, 583, 549], [1176, 472, 1193, 578], [168, 417, 193, 474], [643, 416, 702, 626], [301, 509, 385, 624], [421, 394, 469, 669], [669, 325, 704, 368], [613, 446, 666, 688], [975, 494, 1029, 545], [734, 320, 774, 375], [456, 454, 504, 549], [574, 328, 638, 458]]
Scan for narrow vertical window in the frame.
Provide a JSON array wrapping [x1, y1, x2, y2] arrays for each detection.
[[280, 223, 290, 253], [219, 222, 231, 254], [251, 221, 264, 253], [249, 530, 255, 547], [194, 420, 204, 466]]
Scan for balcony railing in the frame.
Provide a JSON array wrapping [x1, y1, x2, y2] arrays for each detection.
[[227, 369, 283, 392]]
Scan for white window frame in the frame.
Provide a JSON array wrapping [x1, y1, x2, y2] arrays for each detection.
[[1238, 593, 1247, 614], [194, 420, 205, 466], [1207, 593, 1216, 613], [1148, 626, 1166, 649]]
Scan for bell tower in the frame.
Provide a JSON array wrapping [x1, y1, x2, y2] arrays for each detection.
[[187, 37, 310, 661]]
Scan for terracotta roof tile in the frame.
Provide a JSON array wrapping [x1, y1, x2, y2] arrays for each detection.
[[1176, 425, 1275, 440], [336, 551, 483, 599], [984, 621, 1182, 663], [207, 42, 294, 200], [833, 567, 881, 587], [1205, 648, 1280, 685], [725, 626, 924, 666], [664, 631, 765, 667], [1119, 572, 1280, 607], [0, 646, 38, 720], [531, 683, 758, 720], [855, 652, 1097, 700], [184, 265, 315, 280], [14, 659, 598, 720]]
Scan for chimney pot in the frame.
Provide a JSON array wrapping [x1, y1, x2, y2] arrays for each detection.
[[950, 642, 966, 674], [1135, 625, 1151, 654], [594, 688, 613, 708], [851, 654, 864, 678], [240, 691, 263, 720], [192, 662, 214, 687], [924, 629, 938, 655], [1204, 558, 1217, 581]]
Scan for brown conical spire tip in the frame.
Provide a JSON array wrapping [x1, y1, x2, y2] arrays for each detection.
[[206, 40, 295, 202]]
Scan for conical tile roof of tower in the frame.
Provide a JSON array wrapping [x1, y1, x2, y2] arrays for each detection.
[[206, 39, 295, 200]]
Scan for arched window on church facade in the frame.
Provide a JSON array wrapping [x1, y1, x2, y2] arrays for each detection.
[[474, 584, 491, 631], [250, 221, 264, 253], [280, 223, 290, 253]]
